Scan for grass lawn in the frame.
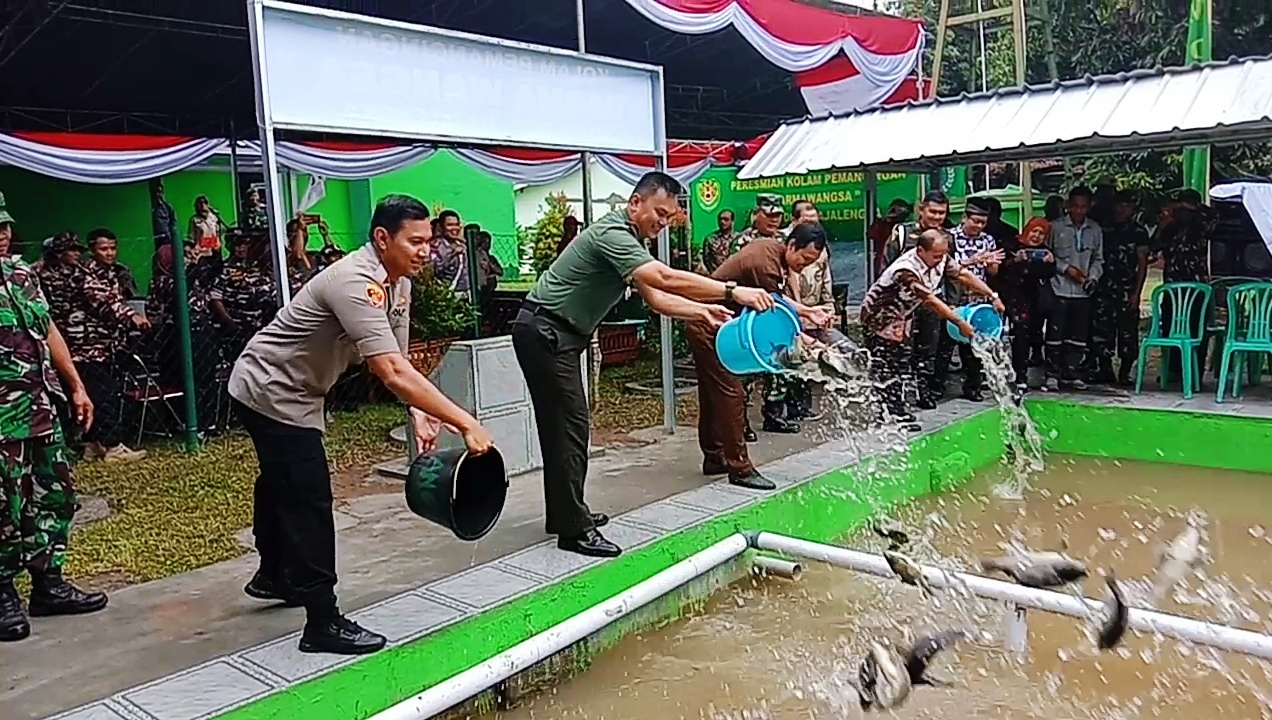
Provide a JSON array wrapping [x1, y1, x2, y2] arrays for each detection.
[[67, 358, 696, 587]]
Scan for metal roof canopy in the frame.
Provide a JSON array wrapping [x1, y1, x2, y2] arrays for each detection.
[[738, 55, 1272, 179]]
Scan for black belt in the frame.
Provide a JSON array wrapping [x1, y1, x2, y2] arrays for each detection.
[[520, 301, 587, 338]]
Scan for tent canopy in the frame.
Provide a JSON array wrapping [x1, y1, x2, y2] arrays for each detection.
[[739, 55, 1272, 179], [0, 0, 904, 141]]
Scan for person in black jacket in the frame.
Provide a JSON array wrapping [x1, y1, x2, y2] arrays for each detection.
[[998, 216, 1057, 393]]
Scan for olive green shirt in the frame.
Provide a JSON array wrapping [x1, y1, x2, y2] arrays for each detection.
[[527, 209, 655, 335], [228, 243, 411, 431]]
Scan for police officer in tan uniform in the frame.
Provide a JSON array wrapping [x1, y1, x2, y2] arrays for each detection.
[[228, 195, 495, 656]]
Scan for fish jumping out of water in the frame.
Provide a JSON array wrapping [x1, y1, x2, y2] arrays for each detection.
[[873, 518, 910, 550], [979, 555, 1088, 589], [884, 550, 933, 595], [1097, 573, 1130, 650], [1004, 536, 1071, 565], [1151, 513, 1206, 603], [856, 631, 967, 711]]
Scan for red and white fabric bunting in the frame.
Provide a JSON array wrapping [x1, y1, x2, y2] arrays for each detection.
[[450, 148, 582, 186], [271, 141, 437, 179], [796, 58, 932, 115], [0, 132, 228, 185]]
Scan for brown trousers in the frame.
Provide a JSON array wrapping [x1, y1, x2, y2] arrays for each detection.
[[685, 320, 753, 475]]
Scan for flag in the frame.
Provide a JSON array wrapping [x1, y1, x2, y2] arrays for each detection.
[[1181, 0, 1212, 194]]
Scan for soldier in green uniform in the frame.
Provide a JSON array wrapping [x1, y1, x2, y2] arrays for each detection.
[[701, 209, 737, 275], [0, 242, 109, 642], [731, 194, 796, 435], [1088, 191, 1149, 385]]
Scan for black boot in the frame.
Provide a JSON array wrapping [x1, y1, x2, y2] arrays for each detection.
[[27, 568, 108, 617], [0, 580, 30, 642], [299, 614, 387, 655], [761, 401, 799, 434], [245, 570, 303, 608]]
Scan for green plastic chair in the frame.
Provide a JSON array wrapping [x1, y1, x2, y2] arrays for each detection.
[[1216, 282, 1272, 403], [1134, 282, 1213, 399]]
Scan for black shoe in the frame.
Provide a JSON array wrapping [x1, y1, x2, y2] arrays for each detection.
[[762, 418, 800, 434], [895, 419, 923, 433], [961, 388, 985, 402], [557, 528, 622, 558], [27, 568, 108, 617], [591, 512, 610, 528], [728, 470, 777, 490], [702, 461, 729, 476], [245, 571, 303, 607], [299, 615, 387, 655], [0, 581, 30, 642], [895, 412, 918, 424], [786, 402, 811, 421], [915, 397, 938, 410], [743, 425, 758, 443]]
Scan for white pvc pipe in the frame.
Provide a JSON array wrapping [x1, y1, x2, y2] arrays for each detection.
[[367, 534, 751, 720], [753, 555, 804, 581], [753, 532, 1272, 661]]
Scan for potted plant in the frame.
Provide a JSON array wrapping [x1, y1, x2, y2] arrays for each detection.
[[407, 265, 479, 377]]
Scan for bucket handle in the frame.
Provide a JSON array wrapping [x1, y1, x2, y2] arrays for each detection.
[[450, 448, 508, 502]]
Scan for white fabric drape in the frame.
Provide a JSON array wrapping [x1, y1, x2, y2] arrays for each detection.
[[621, 0, 921, 87], [0, 134, 227, 185], [594, 154, 715, 187], [451, 148, 581, 185], [266, 142, 437, 179]]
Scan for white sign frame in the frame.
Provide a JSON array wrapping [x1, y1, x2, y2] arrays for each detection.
[[245, 0, 668, 304]]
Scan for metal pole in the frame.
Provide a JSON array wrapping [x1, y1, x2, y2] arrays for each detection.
[[752, 533, 1272, 661], [1012, 0, 1034, 216], [167, 225, 200, 452], [864, 169, 878, 285], [576, 0, 601, 410], [228, 121, 241, 223], [653, 67, 675, 435], [246, 0, 293, 308]]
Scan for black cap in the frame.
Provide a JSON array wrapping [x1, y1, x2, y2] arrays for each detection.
[[965, 196, 992, 216]]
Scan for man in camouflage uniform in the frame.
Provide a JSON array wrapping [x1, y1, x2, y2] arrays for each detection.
[[732, 194, 796, 436], [701, 209, 737, 275], [211, 228, 291, 362], [1088, 191, 1149, 385], [86, 228, 138, 299], [38, 233, 151, 463], [0, 237, 109, 641], [1152, 189, 1212, 383], [880, 190, 951, 409]]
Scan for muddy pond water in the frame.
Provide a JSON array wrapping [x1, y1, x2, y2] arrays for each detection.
[[497, 455, 1272, 719]]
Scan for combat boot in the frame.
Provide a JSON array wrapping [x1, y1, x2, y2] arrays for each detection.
[[0, 580, 30, 641], [27, 568, 108, 617], [761, 401, 799, 434]]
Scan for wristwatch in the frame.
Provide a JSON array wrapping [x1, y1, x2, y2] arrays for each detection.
[[724, 280, 737, 303]]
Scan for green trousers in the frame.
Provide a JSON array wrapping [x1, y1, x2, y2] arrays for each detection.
[[0, 428, 77, 581]]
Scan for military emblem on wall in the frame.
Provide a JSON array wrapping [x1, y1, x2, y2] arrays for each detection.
[[696, 178, 722, 213]]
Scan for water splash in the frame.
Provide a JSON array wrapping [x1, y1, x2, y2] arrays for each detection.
[[970, 335, 1045, 500]]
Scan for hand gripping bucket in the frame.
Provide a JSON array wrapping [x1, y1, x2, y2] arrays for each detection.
[[946, 303, 1005, 344], [715, 293, 801, 375], [405, 446, 508, 541]]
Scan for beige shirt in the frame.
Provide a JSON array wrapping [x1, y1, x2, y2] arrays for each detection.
[[228, 243, 410, 431]]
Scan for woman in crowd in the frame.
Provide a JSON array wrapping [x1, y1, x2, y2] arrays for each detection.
[[997, 217, 1056, 394]]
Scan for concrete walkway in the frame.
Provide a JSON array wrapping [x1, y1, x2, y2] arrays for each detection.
[[4, 419, 838, 720]]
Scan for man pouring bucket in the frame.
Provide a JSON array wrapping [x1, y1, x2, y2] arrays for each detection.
[[229, 195, 495, 657]]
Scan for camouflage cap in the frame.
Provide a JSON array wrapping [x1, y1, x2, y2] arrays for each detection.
[[44, 232, 86, 253], [755, 193, 784, 216], [0, 191, 12, 225]]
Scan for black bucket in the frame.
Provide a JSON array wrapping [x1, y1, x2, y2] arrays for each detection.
[[404, 446, 508, 541]]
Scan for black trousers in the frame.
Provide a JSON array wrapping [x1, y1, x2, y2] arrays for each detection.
[[233, 399, 338, 619], [1009, 304, 1047, 386], [911, 303, 943, 401], [1045, 296, 1091, 382], [867, 333, 910, 418], [79, 358, 131, 447], [512, 304, 594, 538], [936, 312, 984, 393]]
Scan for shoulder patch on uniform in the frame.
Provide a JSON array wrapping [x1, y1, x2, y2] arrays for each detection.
[[365, 282, 386, 308]]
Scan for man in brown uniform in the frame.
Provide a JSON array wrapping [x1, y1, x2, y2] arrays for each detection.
[[687, 222, 834, 490], [228, 195, 495, 656]]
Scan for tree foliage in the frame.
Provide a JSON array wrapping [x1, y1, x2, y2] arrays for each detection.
[[897, 0, 1272, 186], [531, 193, 574, 275]]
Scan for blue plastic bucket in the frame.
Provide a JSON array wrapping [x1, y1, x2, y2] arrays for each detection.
[[715, 294, 801, 375], [946, 303, 1004, 344]]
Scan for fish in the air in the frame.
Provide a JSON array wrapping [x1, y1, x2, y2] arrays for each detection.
[[905, 630, 969, 686], [1151, 513, 1206, 603], [979, 555, 1088, 589], [1097, 573, 1130, 650], [873, 518, 910, 550], [856, 640, 911, 710], [885, 550, 933, 594]]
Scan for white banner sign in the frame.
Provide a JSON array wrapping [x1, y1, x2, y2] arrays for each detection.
[[256, 1, 661, 155]]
